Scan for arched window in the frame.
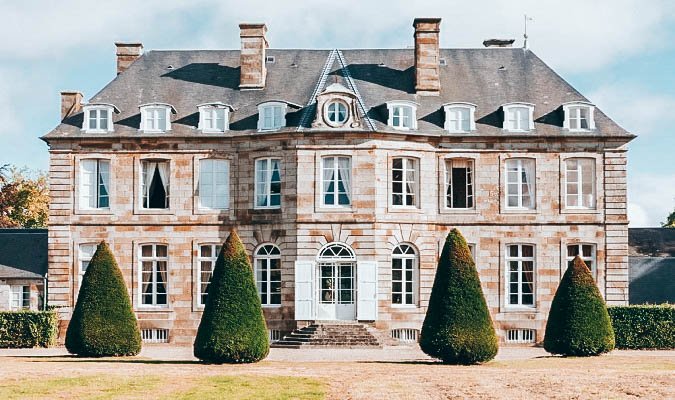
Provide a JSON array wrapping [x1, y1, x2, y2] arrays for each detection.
[[392, 244, 418, 306], [318, 243, 356, 261], [254, 244, 281, 306], [326, 101, 348, 125]]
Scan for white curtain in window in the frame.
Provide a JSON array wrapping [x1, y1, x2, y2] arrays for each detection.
[[256, 159, 269, 207], [98, 161, 109, 203], [338, 157, 351, 202], [156, 162, 169, 198], [143, 162, 156, 198], [522, 160, 535, 209], [80, 160, 97, 208]]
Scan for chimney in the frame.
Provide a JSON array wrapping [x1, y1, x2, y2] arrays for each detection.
[[483, 39, 515, 48], [239, 23, 268, 90], [60, 91, 83, 120], [413, 18, 442, 96], [115, 42, 143, 75]]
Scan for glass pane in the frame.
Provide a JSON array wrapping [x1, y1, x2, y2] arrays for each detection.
[[141, 245, 152, 257], [156, 245, 168, 258], [522, 246, 533, 258], [201, 245, 212, 258]]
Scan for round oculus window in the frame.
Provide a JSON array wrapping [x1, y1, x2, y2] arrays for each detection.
[[326, 101, 348, 125]]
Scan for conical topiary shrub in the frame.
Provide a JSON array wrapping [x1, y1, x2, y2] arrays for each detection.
[[544, 255, 615, 356], [194, 229, 269, 363], [419, 229, 498, 364], [65, 241, 141, 356]]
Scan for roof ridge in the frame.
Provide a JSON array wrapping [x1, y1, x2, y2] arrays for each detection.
[[298, 49, 338, 131]]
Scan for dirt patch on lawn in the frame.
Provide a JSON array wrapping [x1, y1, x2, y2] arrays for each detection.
[[0, 350, 672, 399]]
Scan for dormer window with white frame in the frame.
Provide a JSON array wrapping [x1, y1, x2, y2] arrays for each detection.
[[139, 103, 176, 133], [443, 102, 476, 133], [82, 104, 118, 133], [257, 101, 289, 131], [197, 102, 232, 132], [502, 103, 535, 132], [563, 102, 595, 131], [386, 101, 418, 130]]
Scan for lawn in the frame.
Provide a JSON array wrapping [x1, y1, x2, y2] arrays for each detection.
[[0, 348, 672, 399]]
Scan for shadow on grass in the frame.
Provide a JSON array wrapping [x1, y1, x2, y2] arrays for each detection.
[[356, 360, 444, 365], [9, 355, 203, 365]]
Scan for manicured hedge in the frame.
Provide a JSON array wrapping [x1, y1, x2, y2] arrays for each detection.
[[608, 305, 674, 349], [0, 310, 57, 348]]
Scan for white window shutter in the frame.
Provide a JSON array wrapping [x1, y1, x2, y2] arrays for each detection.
[[294, 261, 315, 320], [357, 261, 378, 320]]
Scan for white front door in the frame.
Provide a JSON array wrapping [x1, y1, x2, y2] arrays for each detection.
[[317, 262, 356, 320]]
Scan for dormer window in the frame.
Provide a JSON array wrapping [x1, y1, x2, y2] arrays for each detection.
[[82, 104, 118, 133], [443, 103, 476, 133], [257, 101, 291, 131], [563, 102, 595, 131], [139, 103, 175, 133], [197, 102, 233, 132], [502, 103, 535, 132], [326, 101, 348, 125], [387, 101, 418, 130]]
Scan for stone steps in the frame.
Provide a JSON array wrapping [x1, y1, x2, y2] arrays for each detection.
[[271, 323, 381, 348]]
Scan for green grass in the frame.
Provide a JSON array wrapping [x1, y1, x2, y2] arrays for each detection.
[[170, 375, 326, 400], [0, 374, 325, 400]]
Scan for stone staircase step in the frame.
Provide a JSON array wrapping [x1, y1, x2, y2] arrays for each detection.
[[270, 322, 381, 349]]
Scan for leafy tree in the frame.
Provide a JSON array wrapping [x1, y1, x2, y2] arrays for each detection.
[[419, 228, 498, 364], [0, 165, 49, 228], [194, 229, 269, 363], [544, 255, 615, 356], [65, 241, 142, 356], [663, 207, 675, 228]]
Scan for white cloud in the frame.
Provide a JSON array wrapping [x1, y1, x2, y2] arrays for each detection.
[[628, 173, 675, 227]]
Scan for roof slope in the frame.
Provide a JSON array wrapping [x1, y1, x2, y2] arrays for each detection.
[[0, 229, 48, 277], [45, 48, 631, 139]]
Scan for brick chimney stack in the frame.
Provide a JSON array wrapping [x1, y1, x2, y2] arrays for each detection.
[[115, 42, 143, 75], [60, 91, 83, 120], [413, 18, 442, 96], [239, 23, 268, 90]]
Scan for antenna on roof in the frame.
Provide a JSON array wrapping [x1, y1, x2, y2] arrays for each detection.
[[523, 14, 534, 49]]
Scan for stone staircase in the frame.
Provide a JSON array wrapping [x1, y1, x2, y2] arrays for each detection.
[[271, 322, 381, 348]]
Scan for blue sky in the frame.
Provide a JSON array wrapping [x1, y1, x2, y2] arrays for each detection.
[[1, 0, 674, 226]]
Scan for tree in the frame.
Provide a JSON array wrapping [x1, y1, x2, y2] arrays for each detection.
[[663, 207, 675, 228], [419, 228, 498, 364], [0, 165, 49, 228], [65, 241, 142, 356], [544, 255, 615, 356], [194, 229, 269, 363]]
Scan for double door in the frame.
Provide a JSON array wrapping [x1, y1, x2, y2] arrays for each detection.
[[317, 262, 355, 320]]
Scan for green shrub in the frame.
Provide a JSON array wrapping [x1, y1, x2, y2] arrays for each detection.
[[419, 229, 498, 364], [65, 241, 141, 356], [0, 310, 57, 348], [544, 256, 615, 356], [194, 229, 269, 363], [609, 304, 674, 349]]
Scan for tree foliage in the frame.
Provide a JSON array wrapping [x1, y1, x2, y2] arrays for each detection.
[[194, 229, 269, 363], [419, 228, 498, 364], [0, 164, 49, 228], [663, 207, 675, 228], [65, 241, 142, 356], [544, 256, 615, 356]]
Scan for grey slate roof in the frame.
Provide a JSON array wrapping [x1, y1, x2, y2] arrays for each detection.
[[0, 264, 43, 279], [0, 229, 48, 278], [44, 48, 632, 140]]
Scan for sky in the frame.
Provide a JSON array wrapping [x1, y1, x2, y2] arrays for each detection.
[[1, 0, 674, 227]]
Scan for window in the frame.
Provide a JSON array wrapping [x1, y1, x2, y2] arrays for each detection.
[[567, 244, 596, 278], [141, 160, 170, 209], [258, 102, 286, 131], [506, 244, 535, 307], [391, 328, 419, 343], [140, 104, 174, 132], [82, 104, 115, 133], [326, 101, 348, 125], [392, 244, 418, 306], [321, 156, 351, 207], [386, 102, 417, 130], [198, 159, 229, 210], [141, 329, 169, 343], [198, 244, 221, 306], [391, 157, 418, 207], [445, 159, 474, 209], [443, 103, 476, 132], [502, 103, 534, 132], [139, 244, 168, 306], [10, 285, 30, 310], [80, 159, 110, 209], [564, 158, 595, 209], [255, 244, 281, 306], [506, 329, 536, 344], [78, 243, 97, 284], [563, 102, 595, 131], [255, 158, 281, 208], [505, 158, 536, 210], [198, 103, 231, 132]]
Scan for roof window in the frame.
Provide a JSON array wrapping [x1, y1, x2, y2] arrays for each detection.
[[443, 102, 476, 133], [139, 103, 176, 133], [82, 103, 119, 133], [386, 101, 418, 130], [197, 102, 233, 133], [563, 102, 595, 131], [502, 103, 535, 132]]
